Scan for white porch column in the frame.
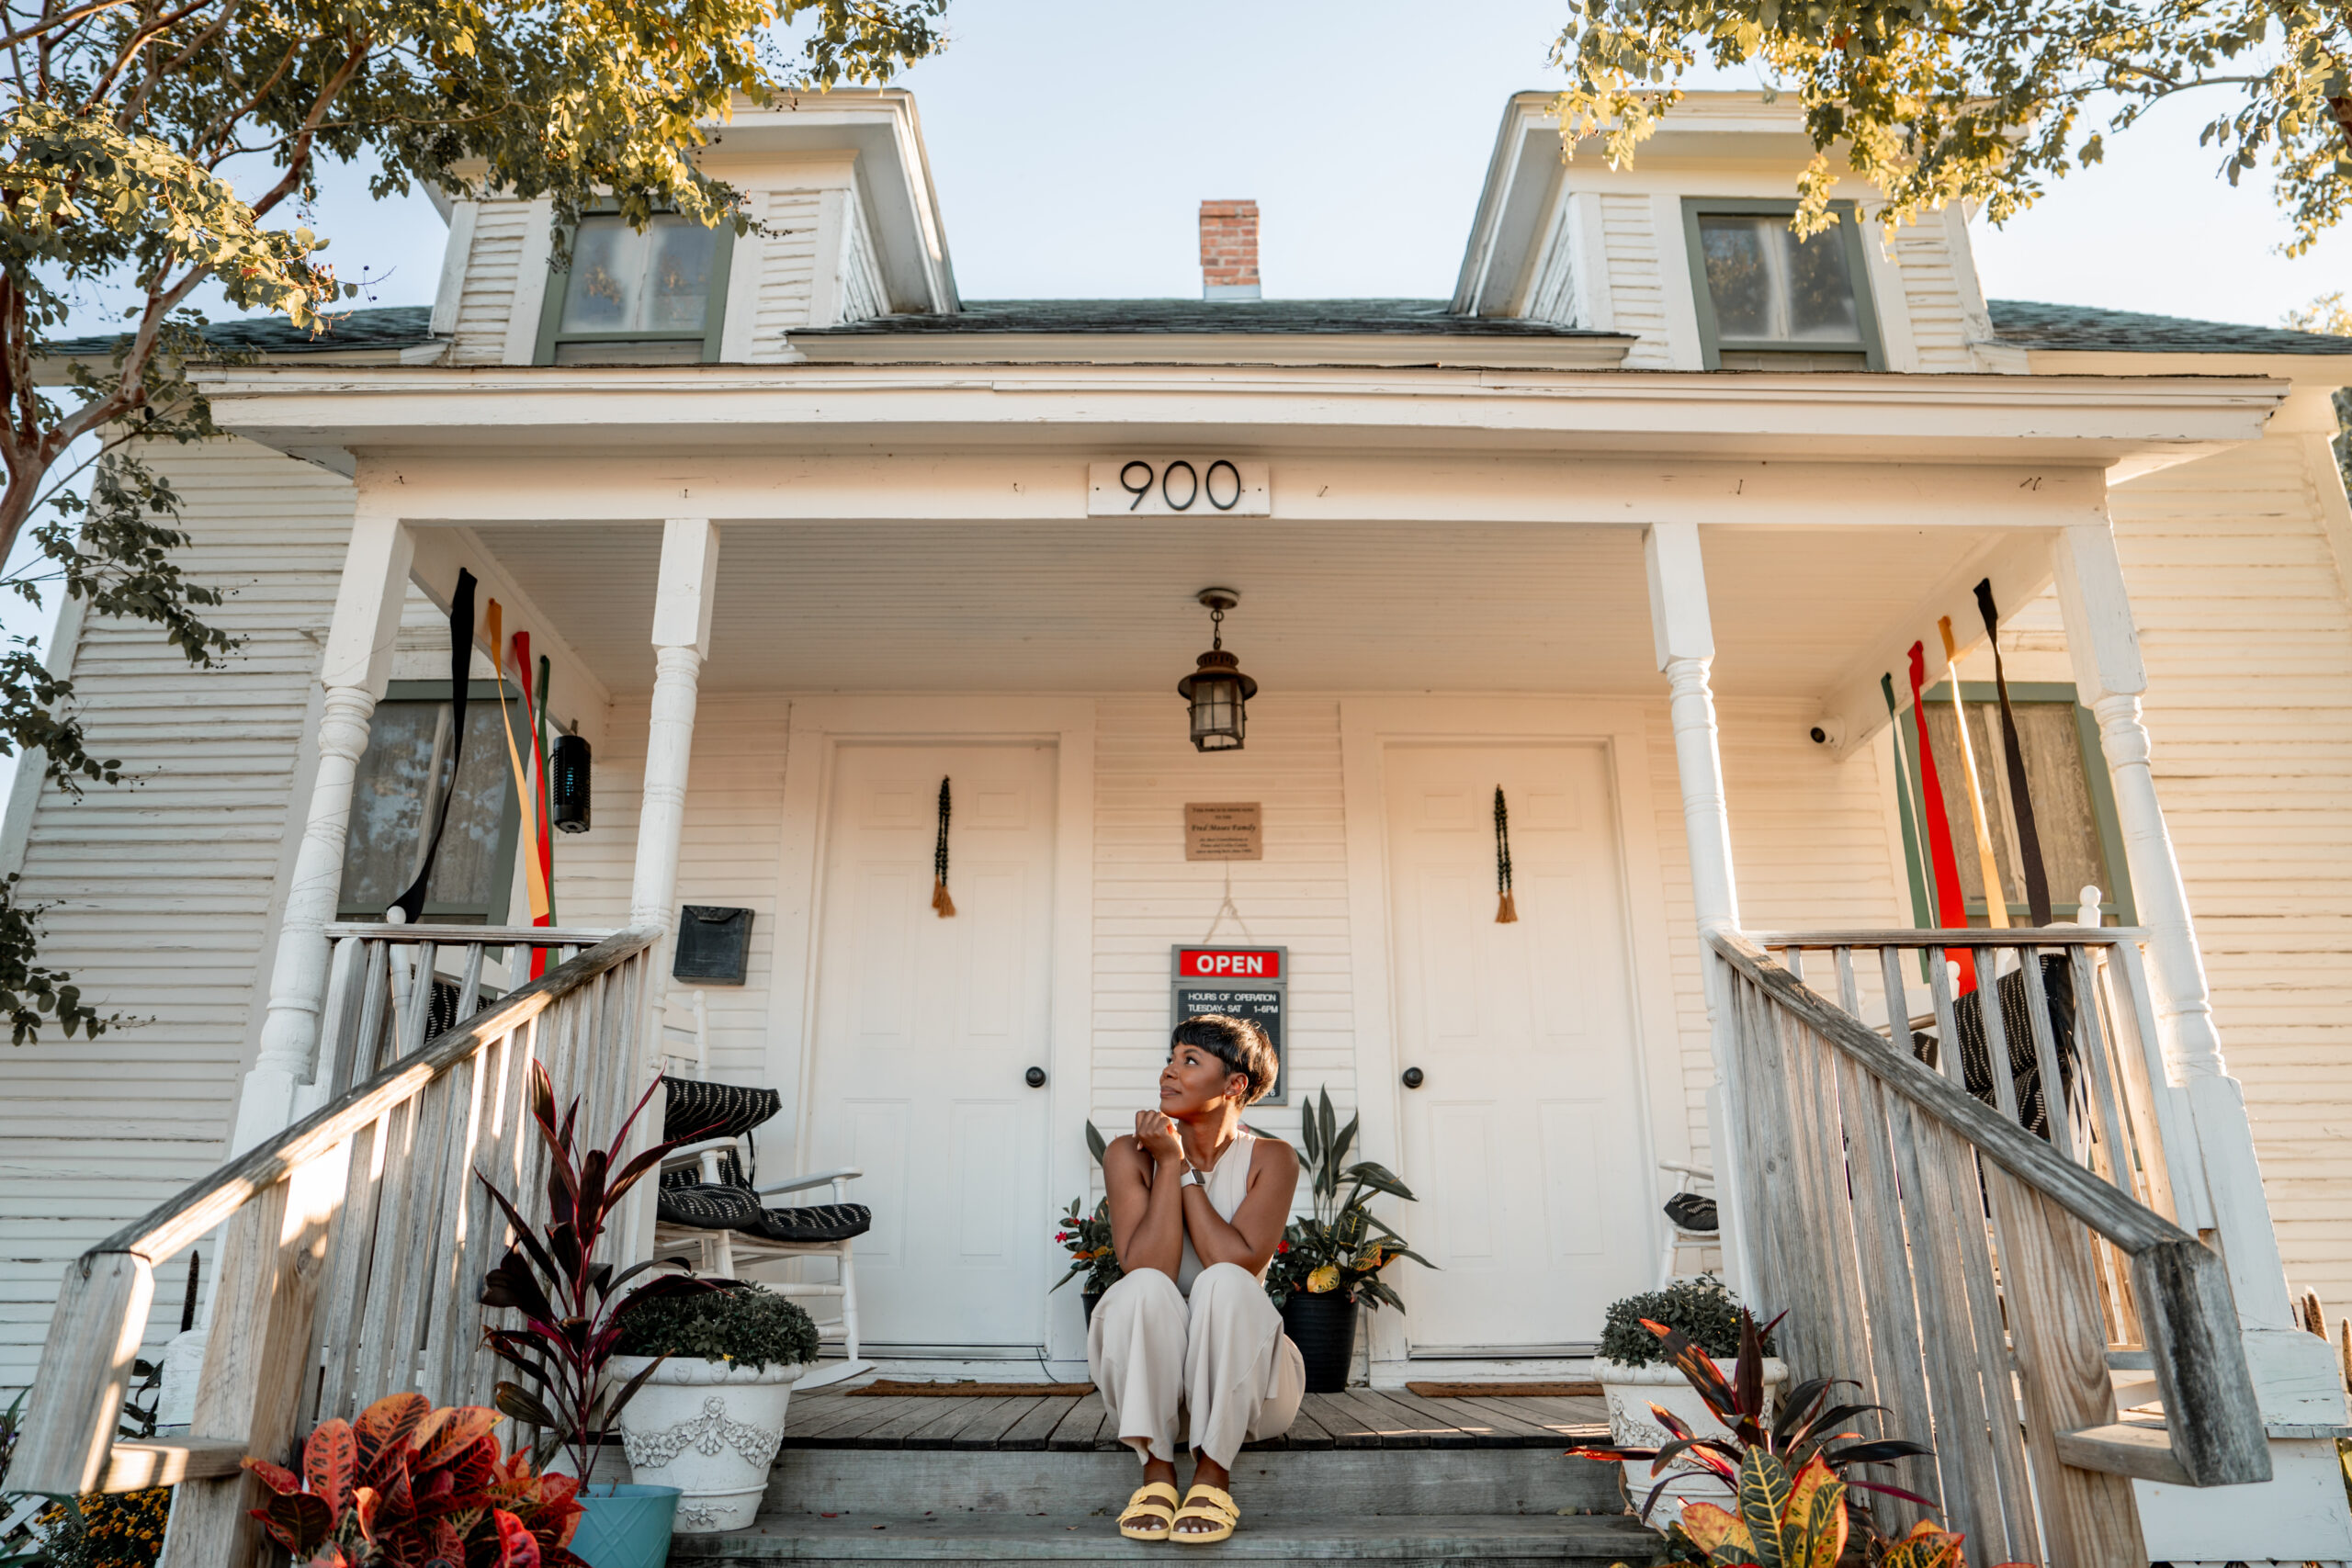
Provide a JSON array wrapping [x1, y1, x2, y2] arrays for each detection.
[[628, 519, 719, 940], [1643, 523, 1755, 1303], [2052, 521, 2330, 1421], [232, 513, 414, 1154]]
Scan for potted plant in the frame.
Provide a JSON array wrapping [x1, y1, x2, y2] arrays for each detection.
[[1262, 1088, 1431, 1392], [1052, 1195, 1123, 1324], [477, 1063, 718, 1568], [243, 1392, 586, 1566], [1572, 1308, 1935, 1551], [610, 1285, 818, 1535], [1588, 1278, 1788, 1524]]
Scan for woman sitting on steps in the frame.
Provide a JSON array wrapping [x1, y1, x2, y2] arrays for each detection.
[[1091, 1013, 1304, 1545]]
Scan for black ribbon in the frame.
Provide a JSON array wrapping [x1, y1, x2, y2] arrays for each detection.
[[1973, 579, 2052, 926], [391, 569, 476, 923]]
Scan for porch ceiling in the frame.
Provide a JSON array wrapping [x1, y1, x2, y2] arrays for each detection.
[[467, 520, 2003, 702]]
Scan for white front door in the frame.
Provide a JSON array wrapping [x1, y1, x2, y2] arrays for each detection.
[[1384, 743, 1654, 1355], [805, 742, 1057, 1351]]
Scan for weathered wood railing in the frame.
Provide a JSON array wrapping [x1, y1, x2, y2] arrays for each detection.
[[12, 924, 654, 1567], [1710, 926, 2267, 1568]]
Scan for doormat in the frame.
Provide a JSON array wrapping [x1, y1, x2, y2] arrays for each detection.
[[846, 1380, 1097, 1398], [1404, 1382, 1603, 1399]]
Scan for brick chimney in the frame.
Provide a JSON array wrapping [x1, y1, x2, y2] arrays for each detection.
[[1199, 200, 1261, 300]]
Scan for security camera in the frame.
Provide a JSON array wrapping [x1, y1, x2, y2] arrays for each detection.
[[1807, 717, 1845, 748]]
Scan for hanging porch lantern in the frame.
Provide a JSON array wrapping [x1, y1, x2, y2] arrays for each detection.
[[1176, 587, 1257, 752], [550, 728, 593, 833]]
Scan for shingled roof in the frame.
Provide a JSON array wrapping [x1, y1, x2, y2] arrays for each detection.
[[44, 305, 435, 360], [1988, 299, 2352, 355]]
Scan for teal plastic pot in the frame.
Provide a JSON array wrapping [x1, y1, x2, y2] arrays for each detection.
[[569, 1483, 683, 1568]]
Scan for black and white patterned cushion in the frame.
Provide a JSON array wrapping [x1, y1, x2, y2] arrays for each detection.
[[755, 1203, 872, 1244], [656, 1179, 765, 1231], [662, 1077, 782, 1144]]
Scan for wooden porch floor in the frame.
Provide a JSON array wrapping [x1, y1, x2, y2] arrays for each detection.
[[783, 1387, 1612, 1452]]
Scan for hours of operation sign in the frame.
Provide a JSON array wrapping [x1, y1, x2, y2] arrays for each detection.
[[1171, 945, 1287, 1105]]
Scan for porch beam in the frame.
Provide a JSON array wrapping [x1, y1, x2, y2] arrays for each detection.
[[1643, 521, 1755, 1305], [1816, 527, 2060, 760], [2051, 520, 2338, 1429], [232, 509, 413, 1155]]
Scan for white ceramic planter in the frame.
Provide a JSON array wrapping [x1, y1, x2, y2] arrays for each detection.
[[611, 1354, 804, 1535], [1595, 1354, 1787, 1528]]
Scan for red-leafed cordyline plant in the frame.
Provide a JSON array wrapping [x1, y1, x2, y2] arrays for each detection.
[[243, 1392, 585, 1567], [476, 1061, 719, 1485], [1569, 1309, 1937, 1529]]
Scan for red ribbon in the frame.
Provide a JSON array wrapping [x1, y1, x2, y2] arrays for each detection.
[[1908, 641, 1977, 994]]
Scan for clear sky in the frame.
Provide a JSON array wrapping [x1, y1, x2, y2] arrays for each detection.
[[284, 0, 2347, 323]]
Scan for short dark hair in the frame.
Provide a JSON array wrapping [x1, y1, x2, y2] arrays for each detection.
[[1170, 1014, 1278, 1105]]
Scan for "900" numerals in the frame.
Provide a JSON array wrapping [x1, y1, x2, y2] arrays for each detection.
[[1086, 460, 1271, 517]]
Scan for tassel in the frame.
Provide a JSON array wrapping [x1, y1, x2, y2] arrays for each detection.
[[932, 776, 955, 918], [1492, 786, 1518, 923]]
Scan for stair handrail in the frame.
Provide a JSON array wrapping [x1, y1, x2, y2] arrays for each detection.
[[10, 925, 656, 1505], [1708, 927, 2266, 1490]]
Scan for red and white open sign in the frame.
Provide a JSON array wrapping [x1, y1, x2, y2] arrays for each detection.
[[1175, 947, 1283, 980]]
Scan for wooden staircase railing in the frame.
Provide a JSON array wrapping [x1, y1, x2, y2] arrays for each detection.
[[1708, 926, 2267, 1568], [11, 924, 658, 1566]]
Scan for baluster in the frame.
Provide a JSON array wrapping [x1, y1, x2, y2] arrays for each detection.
[[314, 938, 364, 1102], [1835, 1054, 1941, 1530], [2069, 946, 2136, 1200], [382, 1068, 466, 1400], [2098, 943, 2189, 1226], [464, 1018, 541, 1409], [396, 941, 441, 1060], [1977, 946, 2023, 1125], [1925, 949, 1962, 1083], [353, 939, 393, 1081], [2017, 945, 2077, 1162], [346, 1097, 424, 1404], [424, 1032, 498, 1404], [1778, 1009, 1877, 1453], [312, 1113, 390, 1424], [455, 942, 486, 1025]]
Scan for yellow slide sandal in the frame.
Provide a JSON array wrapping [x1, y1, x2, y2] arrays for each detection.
[[1118, 1481, 1180, 1540], [1170, 1483, 1238, 1545]]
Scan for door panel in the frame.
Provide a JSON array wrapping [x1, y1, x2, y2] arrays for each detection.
[[1386, 744, 1653, 1353], [807, 743, 1057, 1349]]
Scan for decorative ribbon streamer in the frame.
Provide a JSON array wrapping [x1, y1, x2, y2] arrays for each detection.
[[486, 601, 550, 924], [1939, 615, 2010, 930], [1975, 580, 2053, 927], [390, 570, 476, 924], [931, 776, 956, 918], [514, 637, 556, 977], [1881, 673, 1934, 934], [1908, 642, 1977, 994], [1492, 785, 1518, 923]]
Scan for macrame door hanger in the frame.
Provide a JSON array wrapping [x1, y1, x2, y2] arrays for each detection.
[[1201, 862, 1258, 946], [932, 777, 956, 917], [1492, 786, 1518, 923]]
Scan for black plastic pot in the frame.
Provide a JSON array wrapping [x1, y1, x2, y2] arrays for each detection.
[[1281, 1291, 1357, 1393], [1082, 1285, 1105, 1328]]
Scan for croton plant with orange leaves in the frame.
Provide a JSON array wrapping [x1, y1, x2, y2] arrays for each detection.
[[243, 1393, 583, 1567]]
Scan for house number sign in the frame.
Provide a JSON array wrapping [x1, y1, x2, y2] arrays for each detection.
[[1088, 460, 1271, 517], [1171, 945, 1287, 1104]]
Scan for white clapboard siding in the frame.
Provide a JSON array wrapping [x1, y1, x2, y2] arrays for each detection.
[[747, 189, 825, 360], [1522, 194, 1582, 327], [0, 436, 357, 1396], [1598, 195, 1673, 368], [1643, 695, 1909, 1168], [1091, 697, 1356, 1171], [837, 193, 886, 324], [453, 199, 537, 365], [1887, 214, 1981, 372]]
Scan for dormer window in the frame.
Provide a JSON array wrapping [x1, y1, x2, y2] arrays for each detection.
[[1681, 200, 1883, 370], [535, 213, 734, 366]]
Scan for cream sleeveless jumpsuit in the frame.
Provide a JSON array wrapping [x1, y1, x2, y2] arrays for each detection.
[[1085, 1129, 1307, 1467]]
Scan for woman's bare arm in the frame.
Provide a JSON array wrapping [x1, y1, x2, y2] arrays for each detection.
[[1179, 1138, 1299, 1275], [1106, 1124, 1186, 1280]]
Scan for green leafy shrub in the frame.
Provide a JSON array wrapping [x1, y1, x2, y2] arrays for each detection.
[[1597, 1276, 1763, 1368], [617, 1284, 818, 1371], [33, 1488, 171, 1568]]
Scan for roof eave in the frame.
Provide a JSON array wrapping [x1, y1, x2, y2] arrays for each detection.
[[780, 330, 1636, 369]]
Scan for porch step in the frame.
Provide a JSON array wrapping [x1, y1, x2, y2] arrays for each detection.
[[667, 1513, 1657, 1567], [765, 1447, 1629, 1517]]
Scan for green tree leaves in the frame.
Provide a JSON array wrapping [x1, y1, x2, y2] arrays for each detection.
[[1552, 0, 2351, 253]]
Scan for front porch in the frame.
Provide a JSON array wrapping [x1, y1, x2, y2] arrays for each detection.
[[13, 355, 2346, 1565]]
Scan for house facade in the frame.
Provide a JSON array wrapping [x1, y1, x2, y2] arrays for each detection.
[[8, 88, 2352, 1560]]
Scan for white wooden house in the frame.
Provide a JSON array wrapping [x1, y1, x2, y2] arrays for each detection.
[[10, 88, 2352, 1564]]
